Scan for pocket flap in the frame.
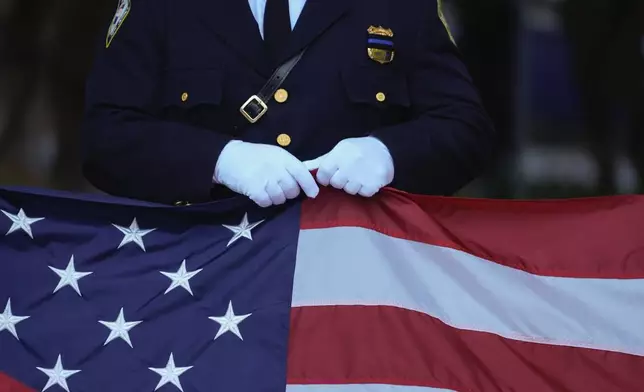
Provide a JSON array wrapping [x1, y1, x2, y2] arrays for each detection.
[[341, 65, 411, 107], [163, 69, 223, 107]]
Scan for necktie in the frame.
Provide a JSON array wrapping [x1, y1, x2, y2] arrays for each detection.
[[264, 0, 291, 64]]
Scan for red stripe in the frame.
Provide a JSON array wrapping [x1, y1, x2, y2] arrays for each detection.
[[0, 372, 34, 392], [287, 305, 644, 392], [301, 188, 644, 278]]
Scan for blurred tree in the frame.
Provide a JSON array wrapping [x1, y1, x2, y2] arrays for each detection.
[[450, 0, 519, 198], [0, 0, 114, 190], [0, 0, 51, 176], [559, 0, 644, 194]]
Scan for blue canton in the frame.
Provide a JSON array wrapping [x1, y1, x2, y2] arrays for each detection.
[[0, 187, 300, 392]]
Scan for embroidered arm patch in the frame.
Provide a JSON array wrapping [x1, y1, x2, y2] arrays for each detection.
[[437, 0, 456, 46], [106, 0, 131, 48]]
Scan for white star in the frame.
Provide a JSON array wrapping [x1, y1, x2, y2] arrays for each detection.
[[1, 208, 44, 239], [0, 298, 29, 340], [223, 213, 264, 247], [149, 353, 193, 392], [99, 307, 142, 348], [36, 355, 81, 392], [160, 260, 202, 296], [112, 218, 156, 251], [209, 301, 252, 340], [49, 255, 93, 296]]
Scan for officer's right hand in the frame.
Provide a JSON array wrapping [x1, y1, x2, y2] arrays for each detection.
[[213, 141, 320, 207]]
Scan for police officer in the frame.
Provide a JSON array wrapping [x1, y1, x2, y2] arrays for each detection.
[[81, 0, 496, 206]]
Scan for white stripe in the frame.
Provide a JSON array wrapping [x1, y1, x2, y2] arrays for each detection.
[[293, 227, 644, 356], [287, 385, 454, 392]]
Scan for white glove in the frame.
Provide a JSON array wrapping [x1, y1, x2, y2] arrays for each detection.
[[304, 136, 394, 197], [214, 140, 319, 207]]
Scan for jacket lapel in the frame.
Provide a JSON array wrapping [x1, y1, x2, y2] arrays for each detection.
[[194, 0, 271, 76], [275, 0, 351, 65]]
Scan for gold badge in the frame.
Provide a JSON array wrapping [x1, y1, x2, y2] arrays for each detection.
[[437, 0, 456, 46], [367, 25, 395, 64]]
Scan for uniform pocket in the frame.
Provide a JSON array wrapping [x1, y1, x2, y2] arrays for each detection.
[[341, 65, 411, 108], [162, 69, 223, 108]]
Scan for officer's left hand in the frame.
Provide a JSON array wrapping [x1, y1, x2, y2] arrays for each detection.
[[304, 136, 394, 197]]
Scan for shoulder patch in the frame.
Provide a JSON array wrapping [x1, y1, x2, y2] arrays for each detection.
[[106, 0, 131, 48], [437, 0, 456, 46]]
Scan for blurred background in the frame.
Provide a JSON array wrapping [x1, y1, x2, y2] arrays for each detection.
[[0, 0, 641, 199]]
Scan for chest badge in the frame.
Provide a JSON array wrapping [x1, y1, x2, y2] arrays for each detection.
[[367, 25, 395, 64], [106, 0, 131, 48]]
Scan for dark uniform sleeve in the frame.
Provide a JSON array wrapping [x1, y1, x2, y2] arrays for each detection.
[[371, 0, 497, 196], [81, 0, 231, 204]]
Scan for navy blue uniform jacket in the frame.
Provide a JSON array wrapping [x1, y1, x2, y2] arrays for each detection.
[[81, 0, 496, 205]]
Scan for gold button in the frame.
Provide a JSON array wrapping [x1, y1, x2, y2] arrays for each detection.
[[376, 92, 386, 102], [276, 133, 291, 147], [274, 88, 289, 103], [181, 92, 189, 102]]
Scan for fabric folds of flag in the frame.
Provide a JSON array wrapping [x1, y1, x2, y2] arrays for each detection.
[[0, 186, 643, 392]]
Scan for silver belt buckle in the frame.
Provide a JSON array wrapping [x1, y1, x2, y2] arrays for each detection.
[[239, 95, 268, 123]]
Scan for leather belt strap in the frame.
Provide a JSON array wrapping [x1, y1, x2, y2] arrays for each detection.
[[239, 49, 307, 124]]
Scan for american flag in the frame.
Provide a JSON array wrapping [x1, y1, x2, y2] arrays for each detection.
[[0, 186, 643, 392]]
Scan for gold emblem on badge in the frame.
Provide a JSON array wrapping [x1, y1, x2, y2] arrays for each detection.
[[367, 26, 394, 38], [367, 25, 395, 64], [368, 48, 395, 64]]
